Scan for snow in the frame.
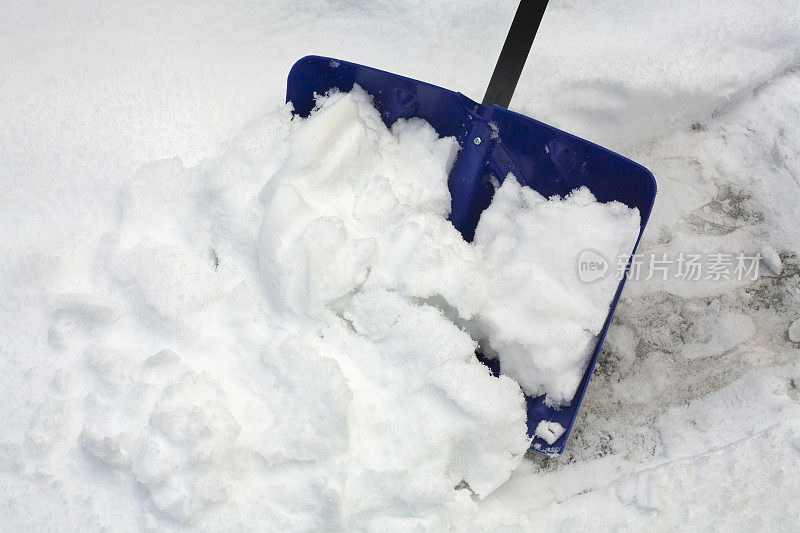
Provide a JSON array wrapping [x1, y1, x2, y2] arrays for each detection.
[[154, 115, 516, 526], [761, 245, 783, 276], [24, 85, 544, 529], [2, 0, 800, 530], [534, 421, 566, 446], [789, 318, 800, 343], [679, 305, 755, 360], [470, 178, 639, 404], [258, 86, 637, 408]]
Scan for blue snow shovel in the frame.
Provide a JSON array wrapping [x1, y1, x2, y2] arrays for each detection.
[[285, 0, 656, 454]]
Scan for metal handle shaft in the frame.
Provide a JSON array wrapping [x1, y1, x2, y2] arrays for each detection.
[[482, 0, 549, 109]]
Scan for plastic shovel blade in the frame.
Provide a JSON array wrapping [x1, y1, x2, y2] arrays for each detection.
[[286, 56, 657, 454]]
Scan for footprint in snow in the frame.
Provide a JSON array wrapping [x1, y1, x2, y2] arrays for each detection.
[[47, 293, 122, 350]]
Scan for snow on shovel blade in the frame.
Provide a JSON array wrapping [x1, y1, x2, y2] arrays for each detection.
[[285, 55, 657, 454]]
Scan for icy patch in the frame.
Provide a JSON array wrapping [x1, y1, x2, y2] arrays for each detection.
[[656, 367, 798, 459]]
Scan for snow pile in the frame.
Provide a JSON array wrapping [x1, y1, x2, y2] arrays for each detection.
[[27, 85, 639, 528], [65, 89, 535, 529]]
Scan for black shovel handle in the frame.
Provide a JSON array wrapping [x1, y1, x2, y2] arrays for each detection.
[[482, 0, 549, 109]]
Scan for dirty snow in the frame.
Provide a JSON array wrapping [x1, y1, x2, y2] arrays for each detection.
[[761, 245, 783, 276], [2, 0, 800, 530], [789, 318, 800, 343]]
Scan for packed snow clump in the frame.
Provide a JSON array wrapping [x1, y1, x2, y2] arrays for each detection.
[[469, 178, 640, 403], [534, 420, 567, 445]]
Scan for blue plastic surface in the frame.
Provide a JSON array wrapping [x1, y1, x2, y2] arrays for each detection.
[[286, 56, 657, 454]]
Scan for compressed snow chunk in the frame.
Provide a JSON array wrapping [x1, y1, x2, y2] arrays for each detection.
[[130, 369, 241, 524], [79, 429, 130, 468], [367, 213, 488, 319], [428, 360, 530, 496], [258, 330, 352, 462], [470, 176, 640, 404], [344, 289, 478, 370], [319, 288, 530, 517], [534, 420, 566, 445], [760, 246, 782, 276], [789, 318, 800, 343]]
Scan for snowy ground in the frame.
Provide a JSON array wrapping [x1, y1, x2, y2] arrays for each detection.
[[2, 0, 800, 530]]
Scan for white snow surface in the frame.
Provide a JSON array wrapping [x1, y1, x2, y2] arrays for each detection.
[[2, 0, 800, 530], [470, 178, 639, 404], [534, 421, 566, 446]]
